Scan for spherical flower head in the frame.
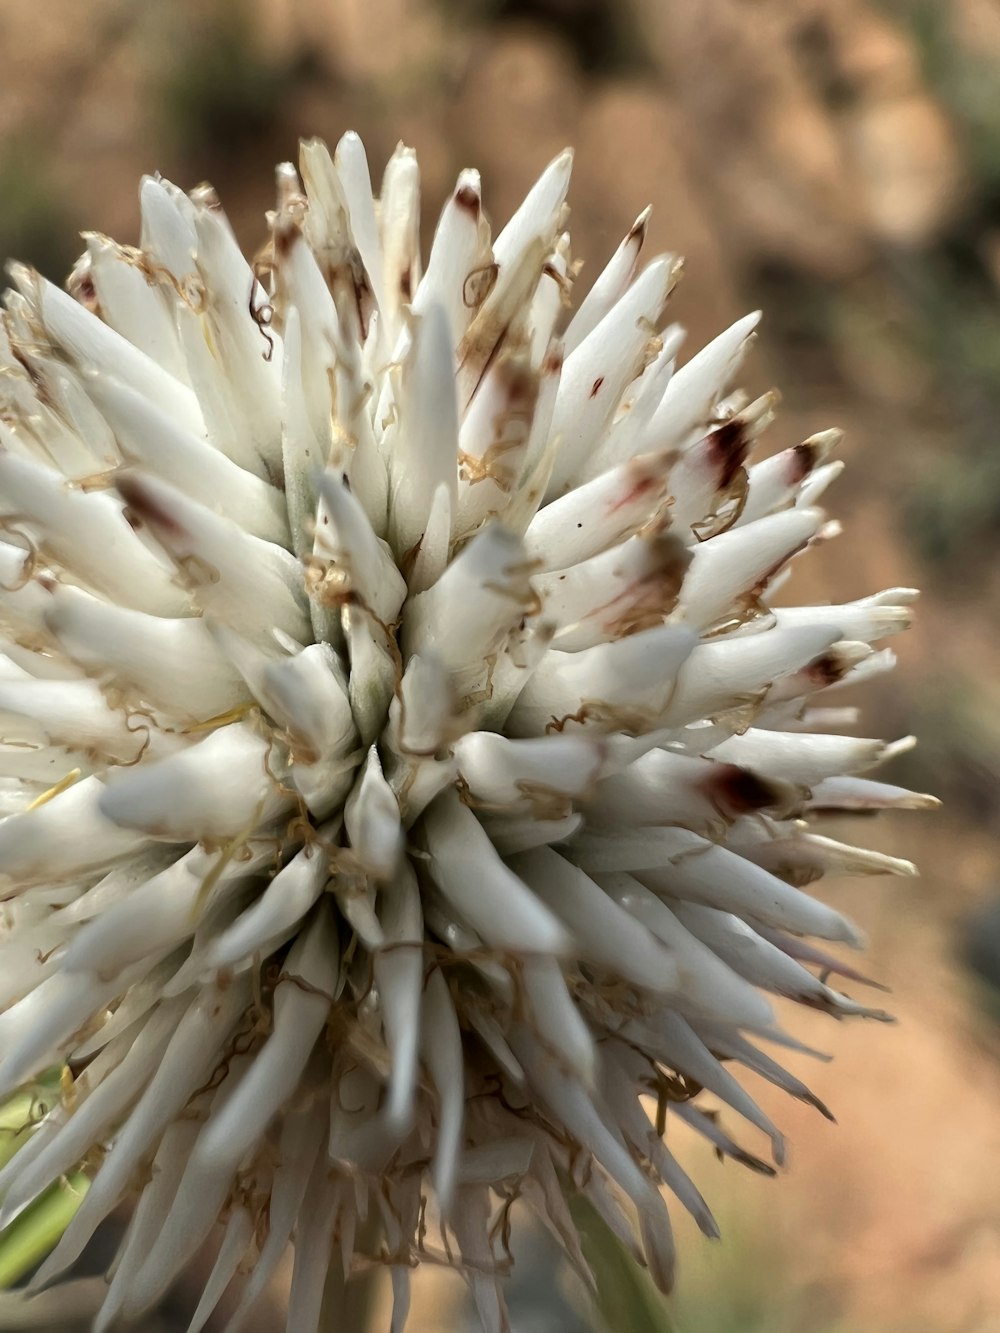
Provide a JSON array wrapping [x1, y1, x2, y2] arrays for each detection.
[[0, 134, 932, 1330]]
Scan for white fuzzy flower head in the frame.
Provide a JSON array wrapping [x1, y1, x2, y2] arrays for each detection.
[[0, 134, 932, 1331]]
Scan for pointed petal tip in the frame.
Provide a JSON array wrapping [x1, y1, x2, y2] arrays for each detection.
[[806, 427, 844, 458], [700, 1213, 722, 1241], [6, 259, 35, 291], [910, 792, 941, 809], [842, 923, 867, 951], [631, 204, 652, 234], [805, 1091, 836, 1122]]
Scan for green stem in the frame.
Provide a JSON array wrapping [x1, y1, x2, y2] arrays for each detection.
[[0, 1172, 90, 1290], [0, 1070, 62, 1174], [570, 1196, 675, 1333]]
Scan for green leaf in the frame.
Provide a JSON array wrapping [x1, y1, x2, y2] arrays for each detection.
[[570, 1196, 675, 1333]]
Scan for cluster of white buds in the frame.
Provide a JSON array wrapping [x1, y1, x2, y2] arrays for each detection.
[[0, 135, 931, 1331]]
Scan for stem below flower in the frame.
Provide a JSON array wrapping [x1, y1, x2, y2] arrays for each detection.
[[319, 1213, 384, 1333]]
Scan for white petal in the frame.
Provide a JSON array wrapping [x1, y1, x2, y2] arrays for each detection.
[[707, 728, 890, 785], [660, 623, 843, 726], [284, 1172, 342, 1333], [420, 967, 464, 1213], [674, 507, 822, 629], [0, 969, 125, 1099], [739, 430, 840, 526], [507, 624, 697, 738], [64, 843, 270, 975], [315, 469, 406, 622], [91, 1121, 203, 1328], [510, 846, 684, 993], [539, 528, 690, 649], [335, 131, 385, 316], [46, 585, 249, 720], [671, 904, 886, 1013], [0, 450, 185, 617], [198, 908, 339, 1167], [413, 170, 491, 345], [379, 144, 422, 345], [24, 269, 205, 436], [116, 472, 311, 645], [454, 351, 539, 542], [0, 776, 149, 887], [592, 872, 775, 1029], [386, 304, 459, 561], [403, 524, 533, 699], [457, 152, 571, 409], [632, 827, 863, 944], [375, 860, 424, 1131], [807, 774, 938, 811], [521, 954, 595, 1085], [88, 375, 289, 544], [345, 745, 404, 881], [523, 449, 671, 572], [773, 588, 918, 644], [208, 838, 332, 968], [98, 722, 288, 841], [453, 732, 605, 808], [80, 234, 187, 380], [220, 1104, 326, 1333], [185, 1205, 254, 1333], [645, 311, 760, 451], [0, 999, 185, 1226], [493, 150, 572, 278], [563, 208, 650, 355], [423, 791, 568, 955], [546, 256, 676, 498], [0, 676, 146, 762]]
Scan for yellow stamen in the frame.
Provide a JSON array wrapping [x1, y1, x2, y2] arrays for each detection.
[[25, 768, 82, 812], [180, 702, 257, 734]]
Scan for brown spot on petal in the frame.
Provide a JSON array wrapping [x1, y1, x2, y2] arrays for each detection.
[[73, 272, 98, 309], [806, 652, 849, 688], [628, 207, 651, 244], [596, 531, 691, 638], [117, 476, 186, 540], [705, 419, 750, 490], [460, 356, 540, 489], [455, 184, 480, 217], [273, 222, 298, 260], [609, 454, 668, 516], [790, 441, 819, 483], [705, 762, 786, 817], [589, 375, 605, 399], [746, 541, 811, 605]]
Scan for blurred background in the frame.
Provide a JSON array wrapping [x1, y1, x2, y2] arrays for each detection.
[[2, 0, 1000, 1330]]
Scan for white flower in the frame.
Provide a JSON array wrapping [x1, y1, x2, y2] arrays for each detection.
[[0, 134, 932, 1331]]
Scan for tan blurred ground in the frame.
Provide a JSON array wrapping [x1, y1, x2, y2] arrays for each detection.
[[1, 1, 998, 1330]]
